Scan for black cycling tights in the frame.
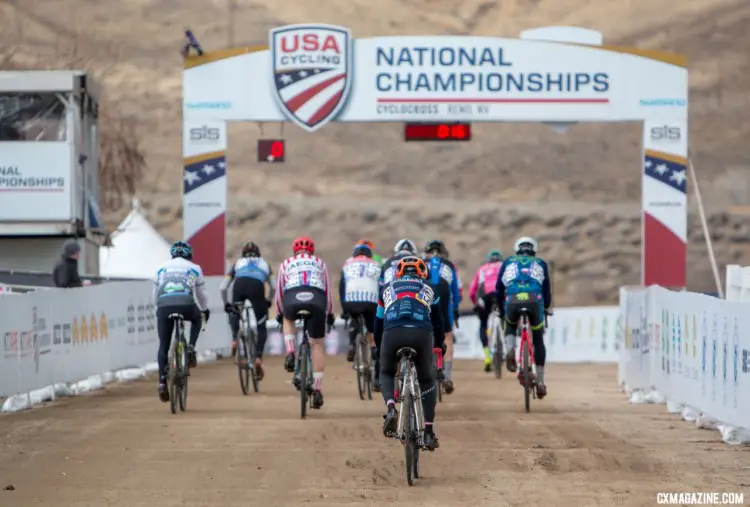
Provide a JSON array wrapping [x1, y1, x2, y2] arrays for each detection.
[[228, 310, 268, 358], [379, 327, 437, 425], [156, 304, 202, 379]]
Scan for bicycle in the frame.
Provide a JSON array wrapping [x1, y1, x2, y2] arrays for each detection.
[[232, 300, 260, 395], [350, 314, 374, 401], [516, 307, 552, 413], [166, 313, 204, 414], [292, 310, 314, 419], [390, 346, 436, 486], [489, 306, 504, 379]]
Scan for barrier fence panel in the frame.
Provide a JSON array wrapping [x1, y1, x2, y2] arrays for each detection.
[[619, 285, 749, 433], [1, 277, 621, 400]]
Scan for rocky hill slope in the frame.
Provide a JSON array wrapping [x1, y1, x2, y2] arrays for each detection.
[[2, 0, 749, 305]]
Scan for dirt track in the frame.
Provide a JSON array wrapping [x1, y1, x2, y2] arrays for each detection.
[[0, 358, 747, 507]]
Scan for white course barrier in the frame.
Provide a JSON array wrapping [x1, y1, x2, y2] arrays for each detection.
[[452, 307, 619, 362], [725, 264, 750, 302], [1, 278, 620, 412], [619, 285, 750, 444]]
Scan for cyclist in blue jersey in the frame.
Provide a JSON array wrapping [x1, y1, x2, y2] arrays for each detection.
[[495, 236, 552, 399], [153, 241, 210, 402], [375, 256, 444, 451], [422, 240, 460, 394], [220, 241, 275, 379]]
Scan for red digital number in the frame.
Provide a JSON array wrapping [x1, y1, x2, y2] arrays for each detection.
[[257, 139, 285, 163], [437, 124, 450, 139], [451, 124, 465, 139], [271, 141, 284, 158]]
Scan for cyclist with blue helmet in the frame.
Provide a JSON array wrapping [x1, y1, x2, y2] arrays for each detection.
[[495, 236, 552, 399], [422, 239, 460, 394], [152, 241, 210, 403]]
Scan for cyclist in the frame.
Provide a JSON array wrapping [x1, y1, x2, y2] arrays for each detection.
[[422, 240, 460, 394], [152, 241, 210, 402], [357, 238, 384, 266], [469, 249, 504, 372], [380, 238, 419, 286], [220, 241, 274, 379], [495, 236, 552, 399], [340, 242, 381, 362], [275, 236, 334, 409], [375, 238, 419, 390], [375, 256, 444, 451]]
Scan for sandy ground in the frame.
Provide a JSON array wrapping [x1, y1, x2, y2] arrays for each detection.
[[0, 358, 747, 507]]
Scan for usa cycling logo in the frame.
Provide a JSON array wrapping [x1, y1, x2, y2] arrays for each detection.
[[270, 24, 353, 132]]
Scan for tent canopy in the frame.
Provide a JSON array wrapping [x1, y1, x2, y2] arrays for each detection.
[[99, 201, 171, 278]]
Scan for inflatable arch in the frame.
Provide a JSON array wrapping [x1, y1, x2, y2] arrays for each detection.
[[182, 25, 688, 288]]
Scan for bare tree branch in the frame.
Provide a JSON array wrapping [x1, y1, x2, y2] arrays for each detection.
[[0, 6, 145, 215]]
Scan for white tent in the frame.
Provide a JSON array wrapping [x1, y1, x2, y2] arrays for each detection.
[[99, 200, 171, 278]]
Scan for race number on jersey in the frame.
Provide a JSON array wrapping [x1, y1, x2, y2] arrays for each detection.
[[343, 260, 380, 303], [283, 257, 326, 291]]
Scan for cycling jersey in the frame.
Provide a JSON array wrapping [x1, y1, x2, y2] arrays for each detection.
[[425, 256, 461, 312], [275, 252, 332, 314], [374, 276, 445, 346], [495, 255, 552, 309], [227, 256, 272, 283], [152, 257, 208, 310], [339, 255, 380, 304], [469, 261, 502, 304]]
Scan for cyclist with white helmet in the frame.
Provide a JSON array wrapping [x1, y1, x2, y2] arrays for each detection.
[[152, 241, 210, 403], [494, 236, 552, 399]]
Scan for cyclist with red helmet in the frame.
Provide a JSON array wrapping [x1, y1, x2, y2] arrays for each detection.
[[375, 255, 445, 451], [275, 236, 334, 409]]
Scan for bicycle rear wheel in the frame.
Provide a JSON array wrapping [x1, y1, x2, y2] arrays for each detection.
[[493, 324, 503, 379], [299, 343, 309, 419], [403, 389, 416, 486], [412, 397, 421, 479], [522, 339, 531, 413], [248, 330, 259, 393], [355, 333, 365, 400], [363, 337, 373, 400], [238, 332, 250, 395], [168, 342, 178, 414], [179, 337, 189, 412]]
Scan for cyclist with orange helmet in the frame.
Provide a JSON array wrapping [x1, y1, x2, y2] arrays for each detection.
[[275, 236, 335, 409], [374, 255, 445, 451]]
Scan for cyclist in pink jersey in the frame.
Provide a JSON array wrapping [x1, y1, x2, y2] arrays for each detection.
[[469, 249, 503, 372]]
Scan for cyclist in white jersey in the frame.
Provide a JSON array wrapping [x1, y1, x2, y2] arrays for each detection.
[[152, 241, 210, 403], [339, 242, 381, 362], [275, 236, 334, 409]]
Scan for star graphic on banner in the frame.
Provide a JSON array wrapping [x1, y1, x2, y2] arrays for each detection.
[[654, 164, 669, 175], [184, 171, 201, 186], [202, 164, 215, 175], [217, 161, 226, 169], [644, 160, 653, 169], [314, 69, 320, 74], [670, 169, 687, 186], [279, 74, 293, 85], [298, 70, 308, 77]]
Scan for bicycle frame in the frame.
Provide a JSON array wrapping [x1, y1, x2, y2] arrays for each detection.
[[518, 311, 537, 379], [395, 356, 425, 448]]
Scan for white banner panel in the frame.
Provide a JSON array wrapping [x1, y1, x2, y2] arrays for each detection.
[[0, 142, 72, 220]]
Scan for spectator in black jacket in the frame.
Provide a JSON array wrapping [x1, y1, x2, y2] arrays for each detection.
[[53, 240, 83, 288]]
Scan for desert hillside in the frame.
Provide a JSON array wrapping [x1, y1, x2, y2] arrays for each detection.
[[2, 0, 749, 305]]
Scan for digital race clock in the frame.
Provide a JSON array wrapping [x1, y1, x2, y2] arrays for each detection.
[[403, 122, 472, 142]]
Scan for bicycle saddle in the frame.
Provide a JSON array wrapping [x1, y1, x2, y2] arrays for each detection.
[[167, 313, 185, 320], [296, 309, 312, 318], [397, 347, 418, 358]]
